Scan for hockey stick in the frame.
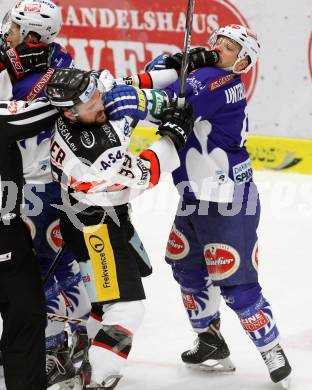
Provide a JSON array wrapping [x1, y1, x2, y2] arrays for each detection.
[[43, 245, 65, 286], [177, 0, 196, 108], [47, 312, 87, 326]]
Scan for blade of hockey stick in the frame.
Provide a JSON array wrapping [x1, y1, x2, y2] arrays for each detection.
[[177, 0, 195, 108]]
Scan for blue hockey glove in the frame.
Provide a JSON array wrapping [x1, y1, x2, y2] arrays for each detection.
[[104, 84, 148, 121], [144, 54, 169, 72]]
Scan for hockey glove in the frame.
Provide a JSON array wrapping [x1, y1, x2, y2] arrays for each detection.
[[165, 47, 219, 73], [157, 101, 194, 151], [0, 42, 50, 80], [104, 84, 148, 121], [144, 54, 169, 72]]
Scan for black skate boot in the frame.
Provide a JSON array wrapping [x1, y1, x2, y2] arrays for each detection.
[[261, 344, 291, 388], [181, 319, 236, 372], [70, 329, 89, 366], [47, 345, 82, 389]]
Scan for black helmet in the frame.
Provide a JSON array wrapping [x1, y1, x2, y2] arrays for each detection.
[[46, 68, 98, 108]]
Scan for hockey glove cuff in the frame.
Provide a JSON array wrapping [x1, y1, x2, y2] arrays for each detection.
[[104, 84, 148, 121], [0, 42, 50, 80], [157, 101, 194, 151], [165, 48, 219, 73]]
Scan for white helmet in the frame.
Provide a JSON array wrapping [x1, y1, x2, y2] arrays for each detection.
[[10, 0, 61, 43], [210, 24, 260, 74]]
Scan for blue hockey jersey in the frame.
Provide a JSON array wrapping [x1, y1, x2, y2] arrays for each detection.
[[165, 67, 257, 203]]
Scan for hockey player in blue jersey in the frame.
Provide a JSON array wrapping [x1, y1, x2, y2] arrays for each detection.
[[2, 1, 90, 388], [104, 24, 292, 387]]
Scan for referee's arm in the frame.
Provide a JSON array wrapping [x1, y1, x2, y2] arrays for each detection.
[[0, 98, 59, 144]]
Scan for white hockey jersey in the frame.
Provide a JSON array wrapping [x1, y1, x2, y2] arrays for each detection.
[[50, 115, 179, 207]]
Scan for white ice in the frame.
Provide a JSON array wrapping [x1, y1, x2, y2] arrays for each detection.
[[1, 171, 312, 390]]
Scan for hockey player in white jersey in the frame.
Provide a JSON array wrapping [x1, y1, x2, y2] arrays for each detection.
[[46, 67, 194, 389]]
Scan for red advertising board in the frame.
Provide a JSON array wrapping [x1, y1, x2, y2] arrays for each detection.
[[309, 32, 312, 78], [58, 0, 258, 99]]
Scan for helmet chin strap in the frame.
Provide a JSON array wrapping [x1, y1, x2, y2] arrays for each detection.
[[222, 58, 246, 74]]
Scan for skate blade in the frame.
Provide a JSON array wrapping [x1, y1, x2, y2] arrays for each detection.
[[48, 375, 82, 390], [279, 375, 291, 389], [185, 357, 236, 373]]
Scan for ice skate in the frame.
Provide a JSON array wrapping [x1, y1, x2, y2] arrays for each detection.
[[82, 375, 122, 389], [181, 319, 236, 373], [79, 350, 121, 389], [261, 344, 291, 388], [47, 346, 82, 390]]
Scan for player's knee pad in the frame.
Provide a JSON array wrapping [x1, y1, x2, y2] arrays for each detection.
[[171, 262, 209, 292], [101, 300, 145, 334], [220, 282, 262, 311]]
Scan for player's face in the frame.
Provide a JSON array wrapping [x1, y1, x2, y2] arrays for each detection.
[[212, 36, 242, 69], [5, 22, 23, 48], [76, 90, 107, 125]]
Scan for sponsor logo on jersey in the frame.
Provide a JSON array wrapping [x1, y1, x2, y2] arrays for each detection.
[[7, 101, 19, 114], [166, 224, 190, 260], [102, 123, 119, 145], [88, 234, 105, 253], [204, 243, 240, 280], [46, 219, 63, 252], [51, 140, 66, 166], [26, 68, 55, 102], [39, 158, 50, 172], [208, 74, 235, 91], [232, 158, 252, 183], [123, 121, 130, 136], [21, 215, 36, 240], [182, 293, 197, 310], [240, 310, 269, 332], [188, 76, 206, 95], [57, 117, 78, 152], [80, 130, 95, 148], [252, 241, 259, 271], [225, 82, 246, 104], [136, 158, 149, 184], [83, 224, 120, 301]]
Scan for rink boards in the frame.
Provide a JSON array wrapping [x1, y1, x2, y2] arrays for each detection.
[[130, 127, 312, 175]]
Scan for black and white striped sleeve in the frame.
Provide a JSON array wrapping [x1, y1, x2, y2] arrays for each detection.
[[0, 98, 59, 144]]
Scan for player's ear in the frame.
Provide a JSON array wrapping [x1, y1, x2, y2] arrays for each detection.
[[63, 108, 76, 123], [235, 58, 250, 72]]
